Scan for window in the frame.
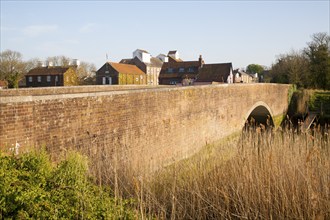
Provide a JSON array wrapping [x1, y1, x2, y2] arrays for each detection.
[[105, 70, 109, 74], [179, 68, 185, 72], [188, 67, 195, 73], [55, 76, 58, 82], [28, 77, 33, 82], [37, 76, 41, 82], [167, 68, 173, 73], [47, 76, 51, 82]]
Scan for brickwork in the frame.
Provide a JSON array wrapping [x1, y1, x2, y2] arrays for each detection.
[[0, 84, 291, 173]]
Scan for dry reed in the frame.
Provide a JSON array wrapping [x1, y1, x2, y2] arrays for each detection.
[[126, 125, 330, 219], [60, 123, 329, 219]]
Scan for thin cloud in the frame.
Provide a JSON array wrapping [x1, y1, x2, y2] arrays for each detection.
[[79, 23, 97, 33], [22, 25, 58, 37], [0, 26, 18, 32]]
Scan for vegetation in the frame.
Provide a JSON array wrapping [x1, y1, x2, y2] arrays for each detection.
[[125, 126, 329, 219], [1, 126, 329, 219], [45, 55, 96, 85], [287, 89, 330, 123], [246, 63, 264, 74], [0, 50, 27, 88], [0, 150, 135, 219], [270, 32, 330, 90]]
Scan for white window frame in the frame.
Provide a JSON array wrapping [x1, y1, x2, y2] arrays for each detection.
[[28, 76, 33, 82]]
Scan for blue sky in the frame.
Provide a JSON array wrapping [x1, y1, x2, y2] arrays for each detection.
[[1, 0, 329, 69]]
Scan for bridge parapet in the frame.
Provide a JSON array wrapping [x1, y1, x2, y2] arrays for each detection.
[[0, 83, 291, 172]]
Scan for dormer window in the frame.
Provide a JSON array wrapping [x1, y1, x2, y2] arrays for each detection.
[[167, 68, 173, 73], [179, 68, 185, 72]]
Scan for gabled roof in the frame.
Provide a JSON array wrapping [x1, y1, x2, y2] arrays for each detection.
[[168, 50, 177, 54], [119, 59, 132, 64], [195, 63, 232, 82], [149, 57, 163, 67], [109, 62, 145, 75], [120, 57, 163, 68], [161, 60, 200, 70], [159, 59, 201, 79], [26, 66, 71, 76], [135, 49, 149, 54], [168, 56, 183, 62]]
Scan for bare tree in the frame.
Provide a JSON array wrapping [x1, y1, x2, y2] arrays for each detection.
[[46, 55, 71, 66], [0, 50, 28, 88], [76, 61, 96, 85]]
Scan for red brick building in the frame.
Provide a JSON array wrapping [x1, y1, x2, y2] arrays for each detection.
[[159, 51, 204, 85], [159, 50, 233, 85]]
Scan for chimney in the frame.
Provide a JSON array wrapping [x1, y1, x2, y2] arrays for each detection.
[[199, 55, 204, 68]]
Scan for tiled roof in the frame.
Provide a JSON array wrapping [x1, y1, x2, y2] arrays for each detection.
[[161, 60, 200, 70], [159, 61, 200, 79], [136, 49, 149, 54], [195, 63, 232, 82], [149, 57, 163, 67], [120, 57, 163, 68], [119, 59, 132, 64], [168, 56, 183, 62], [109, 62, 145, 75], [26, 66, 71, 76]]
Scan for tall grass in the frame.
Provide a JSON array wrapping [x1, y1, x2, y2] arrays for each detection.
[[116, 125, 330, 219], [2, 124, 329, 219]]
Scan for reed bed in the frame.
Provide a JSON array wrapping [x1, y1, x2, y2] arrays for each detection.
[[120, 125, 330, 219]]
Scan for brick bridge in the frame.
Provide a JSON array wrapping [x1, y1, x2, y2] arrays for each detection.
[[0, 84, 291, 173]]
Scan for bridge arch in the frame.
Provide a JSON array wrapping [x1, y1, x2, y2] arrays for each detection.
[[242, 101, 274, 128]]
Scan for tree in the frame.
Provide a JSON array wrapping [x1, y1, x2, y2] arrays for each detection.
[[270, 50, 309, 87], [76, 61, 96, 85], [46, 55, 71, 66], [246, 64, 264, 74], [304, 32, 330, 89], [46, 55, 96, 85], [0, 50, 27, 88]]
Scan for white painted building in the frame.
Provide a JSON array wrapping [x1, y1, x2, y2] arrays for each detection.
[[133, 49, 151, 63], [156, 54, 169, 63], [168, 50, 180, 60]]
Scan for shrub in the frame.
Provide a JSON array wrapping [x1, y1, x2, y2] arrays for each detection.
[[0, 150, 135, 219]]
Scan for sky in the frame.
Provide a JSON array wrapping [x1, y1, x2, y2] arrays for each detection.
[[1, 0, 329, 69]]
